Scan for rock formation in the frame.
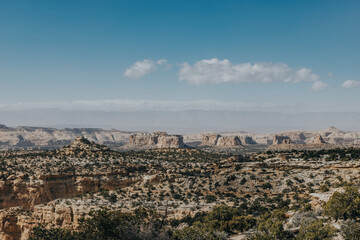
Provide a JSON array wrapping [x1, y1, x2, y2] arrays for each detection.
[[201, 134, 221, 146], [201, 134, 243, 148], [312, 135, 326, 144], [128, 132, 185, 149], [240, 136, 257, 145], [58, 136, 110, 155], [273, 135, 293, 145], [216, 136, 242, 147]]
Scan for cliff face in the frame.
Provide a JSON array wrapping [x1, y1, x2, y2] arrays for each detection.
[[128, 132, 185, 149], [216, 136, 242, 147], [201, 134, 221, 146], [0, 173, 138, 210], [272, 135, 293, 145], [201, 134, 243, 148], [312, 135, 327, 144], [239, 136, 257, 145]]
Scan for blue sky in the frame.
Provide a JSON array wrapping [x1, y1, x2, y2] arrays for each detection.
[[0, 0, 360, 112]]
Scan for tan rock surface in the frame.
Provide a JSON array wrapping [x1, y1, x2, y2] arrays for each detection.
[[128, 132, 185, 149], [273, 135, 293, 145], [201, 134, 243, 148], [312, 135, 327, 144]]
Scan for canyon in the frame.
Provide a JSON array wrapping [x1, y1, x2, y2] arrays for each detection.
[[1, 125, 360, 239]]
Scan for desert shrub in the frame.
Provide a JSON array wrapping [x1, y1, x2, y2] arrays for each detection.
[[342, 220, 360, 240], [29, 225, 74, 240], [30, 208, 170, 240], [172, 222, 227, 240], [324, 187, 360, 221], [173, 205, 256, 240], [297, 219, 336, 240], [251, 209, 293, 240], [205, 194, 217, 203], [319, 185, 329, 192]]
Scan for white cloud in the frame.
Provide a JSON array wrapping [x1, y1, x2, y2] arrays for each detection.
[[342, 80, 360, 89], [124, 59, 167, 79], [156, 59, 167, 65], [311, 81, 328, 91], [179, 58, 319, 85]]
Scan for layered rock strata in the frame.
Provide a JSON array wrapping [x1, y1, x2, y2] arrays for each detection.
[[201, 134, 243, 148], [272, 135, 293, 145], [128, 132, 185, 149]]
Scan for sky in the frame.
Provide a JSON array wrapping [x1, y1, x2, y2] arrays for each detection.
[[0, 0, 360, 113]]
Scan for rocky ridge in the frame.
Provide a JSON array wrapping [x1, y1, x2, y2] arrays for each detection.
[[0, 125, 132, 149], [1, 124, 360, 151]]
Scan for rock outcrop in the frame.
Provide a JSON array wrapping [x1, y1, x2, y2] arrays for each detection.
[[312, 135, 326, 144], [216, 136, 242, 147], [201, 134, 243, 148], [128, 132, 185, 149], [273, 135, 293, 145], [240, 136, 257, 145], [57, 136, 110, 156], [201, 134, 221, 146]]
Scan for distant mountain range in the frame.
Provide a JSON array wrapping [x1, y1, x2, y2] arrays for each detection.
[[1, 121, 360, 149], [1, 109, 360, 133]]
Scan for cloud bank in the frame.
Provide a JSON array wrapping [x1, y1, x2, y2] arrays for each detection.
[[311, 81, 328, 91], [342, 80, 360, 89], [124, 58, 328, 91], [179, 58, 320, 84]]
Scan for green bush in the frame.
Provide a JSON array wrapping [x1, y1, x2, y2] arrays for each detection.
[[30, 208, 170, 240], [297, 220, 336, 240], [324, 187, 360, 221], [251, 209, 293, 240], [342, 220, 360, 240]]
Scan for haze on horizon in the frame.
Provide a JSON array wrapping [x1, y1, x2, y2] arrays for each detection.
[[0, 0, 359, 131]]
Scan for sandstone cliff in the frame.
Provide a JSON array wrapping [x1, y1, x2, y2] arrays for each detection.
[[201, 134, 221, 146], [240, 136, 257, 145], [201, 134, 243, 148], [272, 135, 293, 145], [128, 132, 185, 149]]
